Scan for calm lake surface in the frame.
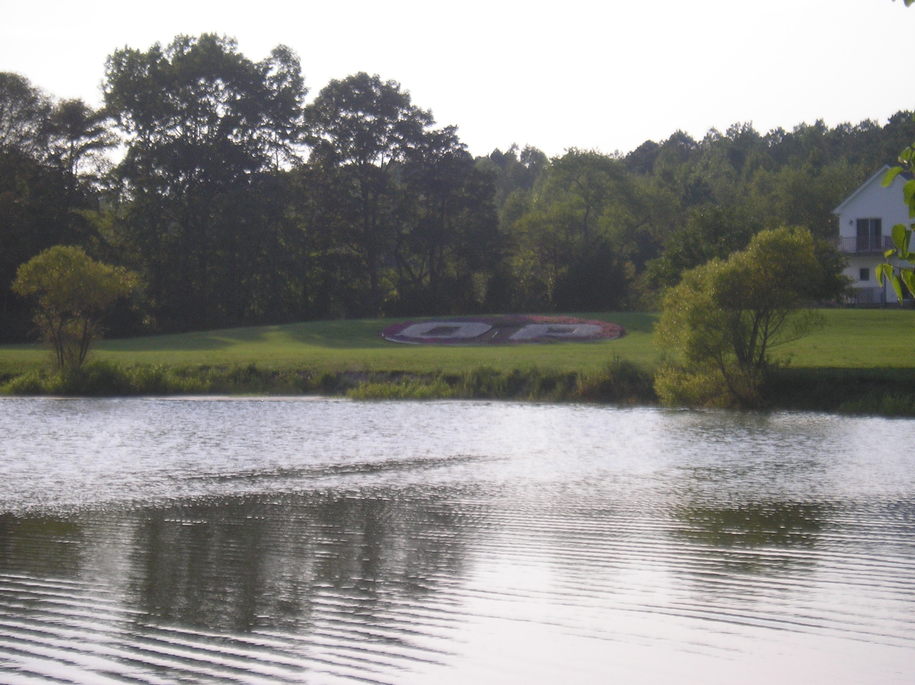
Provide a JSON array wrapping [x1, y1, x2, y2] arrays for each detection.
[[1, 397, 913, 684]]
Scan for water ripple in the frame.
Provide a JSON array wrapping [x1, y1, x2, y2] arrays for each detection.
[[1, 399, 915, 683]]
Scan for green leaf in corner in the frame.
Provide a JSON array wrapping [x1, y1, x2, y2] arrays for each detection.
[[877, 263, 905, 302], [892, 223, 911, 255], [904, 180, 915, 218], [885, 248, 897, 259], [902, 270, 915, 298], [883, 165, 903, 187], [876, 263, 893, 284], [890, 273, 905, 302]]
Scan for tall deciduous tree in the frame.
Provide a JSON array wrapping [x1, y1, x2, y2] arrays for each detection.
[[644, 204, 762, 290], [505, 149, 639, 310], [478, 144, 548, 207], [104, 34, 307, 329], [0, 74, 107, 340], [394, 127, 500, 313], [12, 245, 139, 370], [305, 72, 438, 314], [0, 72, 51, 157], [47, 99, 114, 193]]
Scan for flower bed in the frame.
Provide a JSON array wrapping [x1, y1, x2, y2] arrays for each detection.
[[381, 315, 624, 345]]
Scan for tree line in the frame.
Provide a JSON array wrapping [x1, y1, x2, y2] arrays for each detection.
[[2, 33, 914, 343]]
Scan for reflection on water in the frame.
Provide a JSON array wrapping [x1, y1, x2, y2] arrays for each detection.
[[1, 398, 914, 684]]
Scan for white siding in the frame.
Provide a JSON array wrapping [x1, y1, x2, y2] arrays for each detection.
[[835, 169, 910, 241], [834, 168, 912, 303], [844, 254, 889, 303]]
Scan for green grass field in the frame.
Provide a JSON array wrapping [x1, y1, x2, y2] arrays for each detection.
[[777, 309, 915, 367], [2, 309, 913, 412], [1, 310, 912, 378]]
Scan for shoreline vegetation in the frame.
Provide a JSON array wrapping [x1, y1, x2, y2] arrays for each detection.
[[1, 310, 914, 417]]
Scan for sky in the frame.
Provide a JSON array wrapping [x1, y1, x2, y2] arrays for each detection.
[[0, 0, 912, 158]]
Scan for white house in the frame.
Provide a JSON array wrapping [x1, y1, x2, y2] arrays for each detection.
[[833, 165, 913, 304]]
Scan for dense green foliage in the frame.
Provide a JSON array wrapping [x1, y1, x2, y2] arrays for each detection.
[[0, 73, 114, 340], [12, 246, 139, 370], [654, 227, 832, 407], [102, 35, 309, 330], [2, 33, 915, 345]]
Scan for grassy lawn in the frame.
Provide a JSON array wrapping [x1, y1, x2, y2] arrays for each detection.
[[778, 309, 915, 367], [1, 309, 912, 377]]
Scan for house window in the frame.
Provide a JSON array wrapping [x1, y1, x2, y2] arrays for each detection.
[[856, 218, 882, 251], [859, 267, 870, 282]]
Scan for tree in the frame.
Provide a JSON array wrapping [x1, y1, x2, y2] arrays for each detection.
[[504, 149, 641, 310], [644, 204, 761, 290], [12, 246, 139, 370], [304, 72, 435, 314], [0, 74, 107, 341], [47, 99, 114, 193], [0, 72, 52, 156], [393, 127, 501, 314], [750, 162, 862, 241], [104, 34, 308, 330], [654, 227, 833, 407], [477, 144, 548, 207]]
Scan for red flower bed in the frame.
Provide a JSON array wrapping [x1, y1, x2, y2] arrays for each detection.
[[381, 315, 625, 345]]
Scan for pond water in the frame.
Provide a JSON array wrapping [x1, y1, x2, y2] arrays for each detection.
[[0, 398, 913, 684]]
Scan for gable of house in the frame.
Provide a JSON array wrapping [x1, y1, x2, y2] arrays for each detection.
[[833, 166, 913, 305], [833, 165, 911, 240]]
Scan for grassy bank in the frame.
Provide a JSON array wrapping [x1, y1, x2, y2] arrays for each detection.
[[763, 367, 915, 416], [1, 309, 913, 414], [1, 358, 655, 405]]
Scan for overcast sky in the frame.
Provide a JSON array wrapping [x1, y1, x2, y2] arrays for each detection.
[[1, 0, 911, 157]]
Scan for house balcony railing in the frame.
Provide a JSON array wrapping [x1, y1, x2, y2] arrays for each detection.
[[847, 286, 886, 306], [837, 235, 894, 254]]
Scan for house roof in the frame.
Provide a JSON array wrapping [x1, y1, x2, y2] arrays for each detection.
[[833, 164, 914, 215]]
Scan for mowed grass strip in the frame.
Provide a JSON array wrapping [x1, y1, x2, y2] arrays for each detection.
[[778, 309, 915, 367], [0, 310, 912, 377]]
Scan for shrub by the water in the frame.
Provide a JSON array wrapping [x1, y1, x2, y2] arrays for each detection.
[[347, 379, 456, 400], [578, 358, 656, 404], [3, 369, 55, 395], [2, 362, 131, 395], [460, 366, 506, 397], [0, 361, 312, 396]]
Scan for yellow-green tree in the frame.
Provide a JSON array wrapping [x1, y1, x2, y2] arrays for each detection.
[[12, 246, 139, 370], [654, 227, 832, 407]]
